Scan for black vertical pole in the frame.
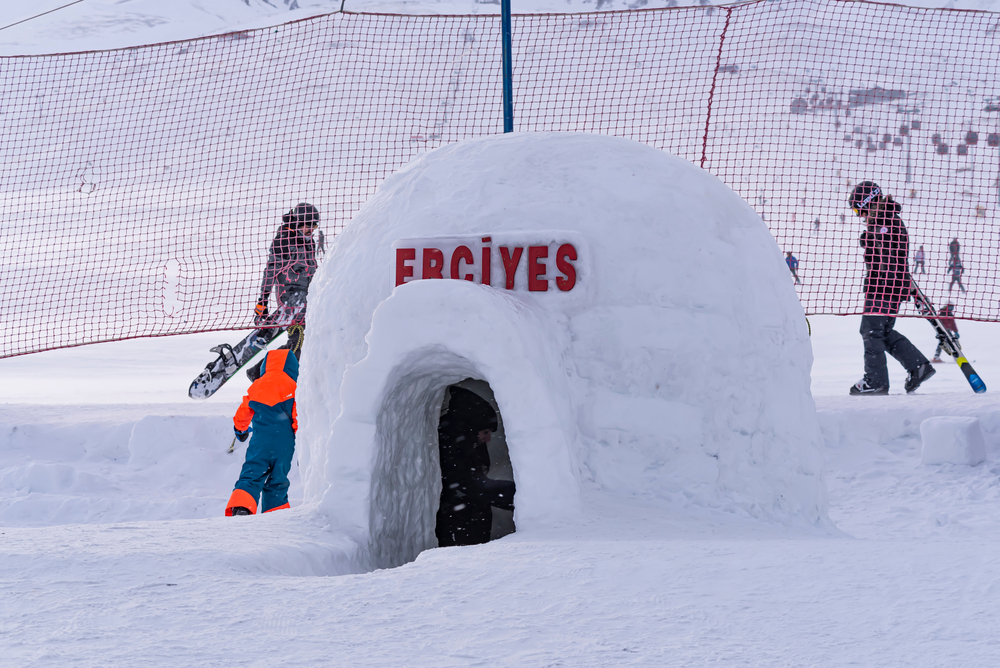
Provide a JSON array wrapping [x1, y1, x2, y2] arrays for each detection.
[[501, 0, 513, 133]]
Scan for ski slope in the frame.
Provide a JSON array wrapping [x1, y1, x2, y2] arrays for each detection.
[[4, 0, 1000, 362]]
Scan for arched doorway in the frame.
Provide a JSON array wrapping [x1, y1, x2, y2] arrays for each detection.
[[314, 280, 582, 571]]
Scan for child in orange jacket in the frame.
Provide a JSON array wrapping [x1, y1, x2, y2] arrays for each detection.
[[225, 349, 299, 516]]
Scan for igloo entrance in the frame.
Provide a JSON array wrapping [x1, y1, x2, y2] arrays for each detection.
[[310, 278, 583, 572], [435, 381, 516, 547]]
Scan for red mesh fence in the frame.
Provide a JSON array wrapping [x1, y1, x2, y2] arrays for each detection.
[[1, 0, 998, 358]]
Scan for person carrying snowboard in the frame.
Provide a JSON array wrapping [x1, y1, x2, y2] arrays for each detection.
[[247, 203, 321, 382], [225, 349, 299, 516], [931, 303, 959, 363], [848, 181, 934, 395]]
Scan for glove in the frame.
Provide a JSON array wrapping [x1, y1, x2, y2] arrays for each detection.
[[253, 300, 269, 325], [235, 426, 251, 442]]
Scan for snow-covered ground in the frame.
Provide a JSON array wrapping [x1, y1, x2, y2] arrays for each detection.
[[2, 2, 1000, 666], [1, 311, 998, 666]]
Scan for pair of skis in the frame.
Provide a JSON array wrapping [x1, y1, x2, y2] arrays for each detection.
[[910, 281, 987, 394]]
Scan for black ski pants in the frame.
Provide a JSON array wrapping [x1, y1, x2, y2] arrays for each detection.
[[436, 499, 493, 547], [860, 309, 928, 388]]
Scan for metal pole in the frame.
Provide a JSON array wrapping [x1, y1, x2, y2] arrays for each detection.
[[898, 106, 918, 183], [906, 126, 912, 183], [501, 0, 514, 133]]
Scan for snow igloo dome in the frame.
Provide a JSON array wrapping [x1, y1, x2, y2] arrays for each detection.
[[297, 132, 827, 569]]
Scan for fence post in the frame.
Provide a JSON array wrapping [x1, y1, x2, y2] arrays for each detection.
[[501, 0, 513, 132]]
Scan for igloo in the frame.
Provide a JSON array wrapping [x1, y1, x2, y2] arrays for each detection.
[[297, 132, 827, 570]]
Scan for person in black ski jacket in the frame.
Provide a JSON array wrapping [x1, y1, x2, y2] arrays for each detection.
[[435, 385, 516, 547], [247, 203, 322, 382], [848, 181, 934, 395], [947, 256, 966, 293]]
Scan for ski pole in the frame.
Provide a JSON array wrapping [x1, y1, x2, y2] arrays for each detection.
[[227, 435, 237, 454]]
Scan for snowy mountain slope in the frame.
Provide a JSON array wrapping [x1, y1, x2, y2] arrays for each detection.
[[4, 0, 998, 361], [0, 0, 337, 56], [2, 0, 998, 56]]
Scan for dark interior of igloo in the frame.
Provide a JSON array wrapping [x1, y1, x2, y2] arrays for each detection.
[[435, 380, 516, 546]]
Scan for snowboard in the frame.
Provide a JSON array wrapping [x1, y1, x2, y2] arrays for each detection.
[[188, 328, 283, 399], [910, 281, 986, 394]]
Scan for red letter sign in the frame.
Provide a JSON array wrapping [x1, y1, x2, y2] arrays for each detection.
[[450, 245, 475, 282], [481, 245, 491, 286], [528, 246, 548, 292], [395, 248, 416, 286], [500, 247, 523, 290], [397, 237, 580, 293], [422, 248, 444, 279], [555, 243, 577, 292]]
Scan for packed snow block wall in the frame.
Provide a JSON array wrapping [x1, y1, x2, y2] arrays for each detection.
[[0, 411, 243, 526], [297, 133, 828, 570], [920, 417, 987, 467]]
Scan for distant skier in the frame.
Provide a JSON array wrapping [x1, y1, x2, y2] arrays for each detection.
[[246, 203, 322, 382], [947, 255, 966, 293], [436, 386, 515, 547], [785, 251, 801, 284], [226, 349, 299, 516], [948, 237, 960, 260], [848, 181, 934, 395], [913, 245, 925, 274], [931, 303, 959, 363]]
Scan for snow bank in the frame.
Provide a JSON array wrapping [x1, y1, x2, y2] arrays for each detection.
[[815, 396, 1000, 540], [817, 397, 1000, 456], [0, 406, 302, 526], [920, 416, 987, 466], [298, 132, 827, 569]]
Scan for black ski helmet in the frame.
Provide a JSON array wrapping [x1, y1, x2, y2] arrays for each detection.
[[849, 181, 881, 216], [282, 202, 320, 226]]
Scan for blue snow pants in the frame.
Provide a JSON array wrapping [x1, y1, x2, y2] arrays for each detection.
[[235, 429, 294, 513]]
